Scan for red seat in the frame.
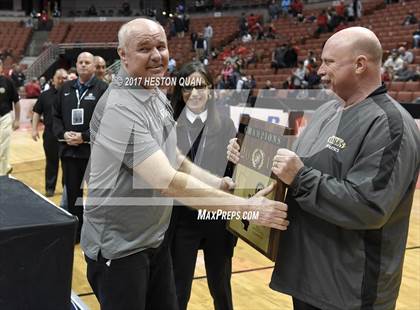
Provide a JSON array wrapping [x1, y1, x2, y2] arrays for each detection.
[[388, 91, 397, 99], [396, 91, 413, 103], [390, 82, 405, 92], [412, 91, 420, 103], [404, 82, 420, 92]]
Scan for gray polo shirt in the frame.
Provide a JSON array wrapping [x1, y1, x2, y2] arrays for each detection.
[[81, 71, 177, 260]]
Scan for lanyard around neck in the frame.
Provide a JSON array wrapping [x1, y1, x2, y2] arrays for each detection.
[[75, 88, 89, 108]]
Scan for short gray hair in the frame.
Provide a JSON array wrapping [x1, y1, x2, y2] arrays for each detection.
[[117, 17, 162, 49]]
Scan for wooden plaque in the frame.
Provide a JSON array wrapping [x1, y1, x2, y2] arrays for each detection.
[[227, 114, 294, 261]]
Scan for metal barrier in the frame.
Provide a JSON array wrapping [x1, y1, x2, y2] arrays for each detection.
[[25, 42, 119, 79], [25, 44, 61, 79]]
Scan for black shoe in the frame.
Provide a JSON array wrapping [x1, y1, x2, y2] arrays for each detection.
[[45, 190, 55, 197]]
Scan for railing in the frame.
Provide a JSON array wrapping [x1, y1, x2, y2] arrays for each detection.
[[25, 44, 61, 79], [25, 42, 119, 79], [106, 59, 121, 75]]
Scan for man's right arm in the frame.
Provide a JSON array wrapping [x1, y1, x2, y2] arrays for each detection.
[[52, 87, 65, 139], [133, 149, 289, 230]]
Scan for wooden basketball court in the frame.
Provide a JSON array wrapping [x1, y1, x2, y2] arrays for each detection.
[[8, 126, 420, 310]]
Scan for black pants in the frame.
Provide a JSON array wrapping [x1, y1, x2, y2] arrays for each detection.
[[293, 298, 322, 310], [43, 129, 59, 192], [61, 156, 88, 240], [170, 207, 235, 310], [85, 245, 178, 310]]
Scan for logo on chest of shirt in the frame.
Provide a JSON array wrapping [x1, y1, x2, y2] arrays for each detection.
[[0, 87, 5, 94], [326, 135, 346, 153], [84, 93, 96, 100]]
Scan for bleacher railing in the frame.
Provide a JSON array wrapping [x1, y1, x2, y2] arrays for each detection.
[[25, 44, 61, 80], [25, 42, 118, 79]]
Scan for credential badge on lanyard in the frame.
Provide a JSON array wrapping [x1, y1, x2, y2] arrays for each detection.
[[72, 88, 88, 125]]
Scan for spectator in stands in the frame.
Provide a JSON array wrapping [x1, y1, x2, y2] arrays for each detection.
[[190, 31, 197, 51], [239, 13, 248, 37], [224, 50, 239, 67], [214, 0, 223, 11], [40, 10, 49, 30], [215, 74, 226, 89], [94, 56, 107, 81], [354, 0, 362, 19], [382, 65, 394, 82], [25, 77, 41, 99], [221, 63, 234, 87], [247, 13, 258, 30], [345, 3, 355, 21], [4, 49, 12, 59], [203, 23, 213, 56], [315, 10, 328, 37], [251, 21, 264, 40], [413, 65, 420, 81], [305, 61, 321, 88], [231, 64, 242, 88], [242, 31, 252, 43], [272, 45, 287, 73], [291, 0, 303, 17], [284, 43, 298, 68], [281, 0, 291, 17], [402, 11, 417, 26], [248, 75, 256, 90], [243, 48, 257, 68], [168, 57, 177, 74], [52, 1, 61, 17], [30, 8, 38, 18], [0, 59, 20, 176], [120, 2, 132, 16], [39, 76, 49, 92], [263, 80, 275, 90], [394, 61, 415, 82], [328, 10, 341, 32], [183, 13, 190, 32], [87, 4, 98, 16], [265, 23, 277, 39], [412, 25, 420, 48], [10, 64, 25, 88], [398, 47, 414, 64], [335, 0, 345, 22], [175, 14, 185, 38], [32, 69, 68, 197], [268, 0, 279, 21], [194, 33, 207, 60], [383, 49, 404, 72], [292, 61, 307, 88]]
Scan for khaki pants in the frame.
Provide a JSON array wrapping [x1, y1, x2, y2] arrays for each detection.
[[0, 112, 12, 176]]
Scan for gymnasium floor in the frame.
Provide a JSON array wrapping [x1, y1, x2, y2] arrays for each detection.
[[8, 126, 420, 310]]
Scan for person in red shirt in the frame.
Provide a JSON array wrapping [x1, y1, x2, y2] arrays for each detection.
[[315, 10, 328, 37], [335, 0, 345, 18], [291, 0, 303, 17], [25, 77, 41, 99]]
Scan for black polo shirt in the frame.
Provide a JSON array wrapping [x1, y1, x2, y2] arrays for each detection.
[[32, 86, 58, 131], [0, 75, 19, 117]]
